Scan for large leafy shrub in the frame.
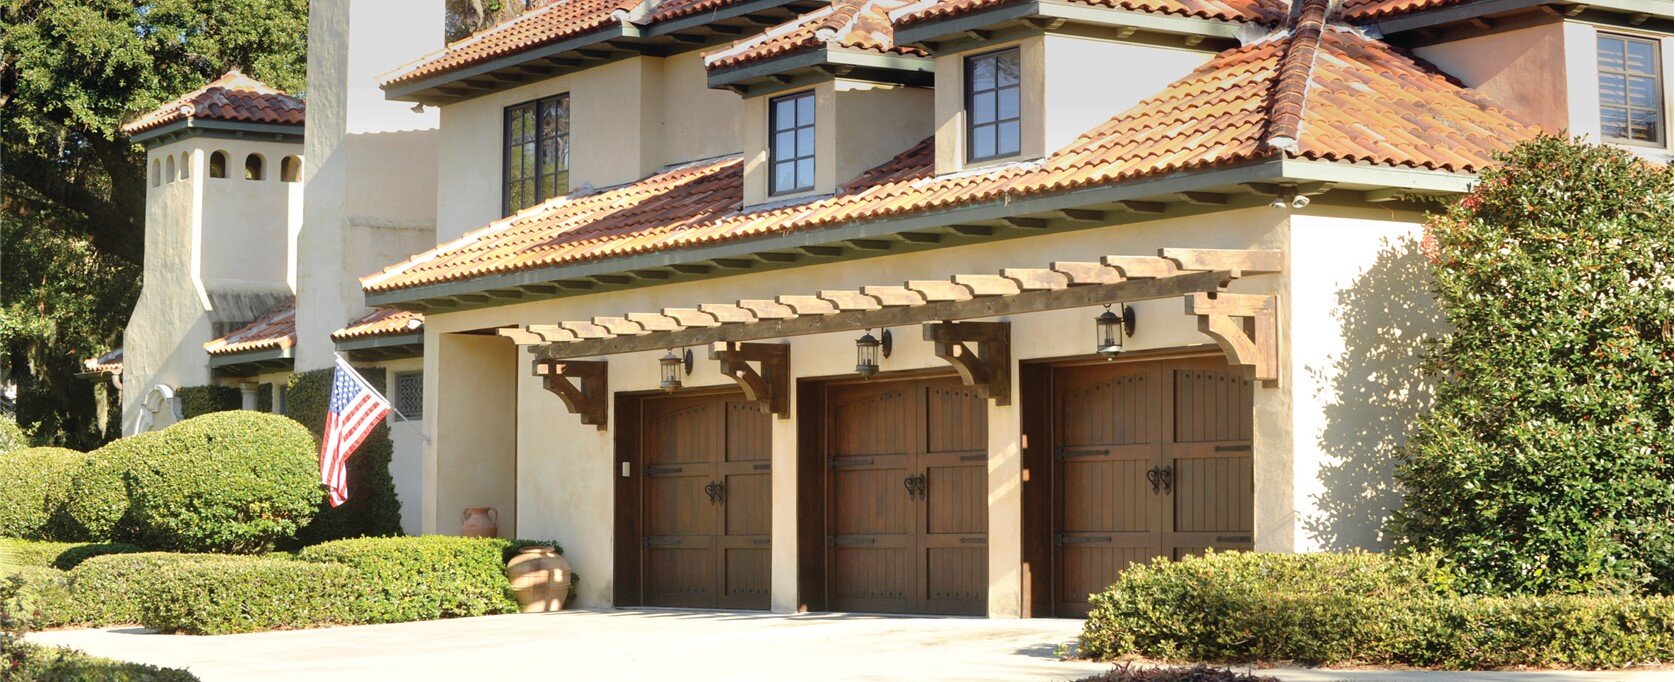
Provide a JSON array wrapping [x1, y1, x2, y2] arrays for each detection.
[[0, 447, 84, 539], [2, 572, 199, 681], [175, 385, 242, 418], [125, 412, 321, 553], [1080, 551, 1672, 669], [137, 557, 363, 635], [0, 538, 141, 571], [285, 368, 402, 546], [0, 416, 28, 454], [296, 536, 530, 622], [1389, 137, 1673, 596], [52, 431, 161, 541]]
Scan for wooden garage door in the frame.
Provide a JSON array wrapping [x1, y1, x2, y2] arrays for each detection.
[[826, 378, 988, 615], [1052, 357, 1253, 616], [640, 393, 771, 610]]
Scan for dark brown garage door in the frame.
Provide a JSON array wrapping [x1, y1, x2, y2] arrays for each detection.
[[1052, 357, 1253, 616], [825, 378, 988, 616], [640, 393, 771, 610]]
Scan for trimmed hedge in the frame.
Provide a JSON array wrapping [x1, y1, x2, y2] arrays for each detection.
[[0, 447, 85, 539], [0, 539, 142, 571], [1080, 551, 1674, 669], [4, 642, 199, 681], [1079, 665, 1278, 682], [125, 412, 321, 553], [285, 368, 402, 546], [52, 431, 160, 542], [175, 385, 242, 419], [26, 553, 246, 628], [295, 536, 528, 622], [0, 415, 27, 454], [138, 557, 363, 635]]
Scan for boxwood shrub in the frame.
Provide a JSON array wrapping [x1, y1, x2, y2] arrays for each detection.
[[295, 536, 526, 622], [0, 447, 85, 539], [4, 643, 199, 681], [1080, 551, 1673, 669], [125, 412, 321, 553], [36, 553, 246, 627], [137, 557, 363, 635], [0, 538, 142, 571], [285, 368, 402, 546], [0, 415, 27, 454], [175, 385, 242, 418], [53, 431, 160, 542]]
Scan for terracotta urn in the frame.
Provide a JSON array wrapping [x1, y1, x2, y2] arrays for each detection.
[[506, 546, 572, 613], [462, 507, 498, 538]]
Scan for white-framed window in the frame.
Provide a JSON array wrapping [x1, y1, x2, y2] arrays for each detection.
[[393, 371, 423, 422], [1598, 33, 1664, 145]]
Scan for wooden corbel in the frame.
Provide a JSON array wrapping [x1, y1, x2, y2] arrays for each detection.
[[710, 342, 789, 418], [922, 321, 1011, 405], [1185, 293, 1279, 386], [533, 358, 608, 429]]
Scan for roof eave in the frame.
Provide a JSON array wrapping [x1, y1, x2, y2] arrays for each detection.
[[1366, 0, 1673, 36], [707, 46, 935, 95], [335, 333, 426, 361], [206, 346, 296, 376], [383, 23, 643, 104], [892, 0, 1247, 53], [128, 118, 305, 147]]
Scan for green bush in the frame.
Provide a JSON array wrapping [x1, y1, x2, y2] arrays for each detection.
[[1078, 664, 1279, 682], [138, 557, 363, 635], [0, 415, 28, 454], [1080, 551, 1674, 669], [53, 431, 160, 541], [1390, 137, 1673, 596], [256, 382, 274, 412], [0, 447, 85, 539], [40, 553, 245, 627], [4, 642, 199, 681], [296, 536, 526, 622], [175, 384, 242, 418], [0, 538, 142, 571], [285, 368, 403, 546], [125, 412, 320, 553]]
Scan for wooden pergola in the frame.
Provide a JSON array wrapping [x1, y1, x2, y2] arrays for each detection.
[[497, 248, 1282, 428]]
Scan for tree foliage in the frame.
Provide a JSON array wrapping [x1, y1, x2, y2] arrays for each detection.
[[1388, 136, 1673, 596], [0, 1, 308, 448]]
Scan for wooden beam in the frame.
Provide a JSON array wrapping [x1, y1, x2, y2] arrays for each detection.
[[535, 359, 608, 429], [923, 321, 1011, 405], [535, 269, 1237, 359], [1160, 248, 1282, 275], [1185, 292, 1279, 385], [711, 342, 790, 417]]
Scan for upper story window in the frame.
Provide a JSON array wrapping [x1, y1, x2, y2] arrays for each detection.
[[770, 91, 816, 195], [966, 48, 1022, 163], [504, 93, 570, 215], [1598, 33, 1663, 145]]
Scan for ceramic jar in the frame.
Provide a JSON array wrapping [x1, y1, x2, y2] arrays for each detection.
[[462, 507, 498, 538], [506, 546, 572, 612]]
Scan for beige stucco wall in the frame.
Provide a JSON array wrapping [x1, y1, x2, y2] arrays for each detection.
[[370, 356, 428, 535], [198, 140, 302, 291], [297, 0, 442, 371], [415, 204, 1388, 614], [741, 80, 932, 206], [430, 334, 518, 538]]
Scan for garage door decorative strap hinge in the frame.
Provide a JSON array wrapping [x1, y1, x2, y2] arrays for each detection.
[[1185, 292, 1280, 387], [533, 358, 608, 430]]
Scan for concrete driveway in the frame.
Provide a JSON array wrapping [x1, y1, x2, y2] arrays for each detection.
[[28, 610, 1671, 682]]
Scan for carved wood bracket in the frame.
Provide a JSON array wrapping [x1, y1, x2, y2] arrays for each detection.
[[710, 342, 790, 418], [534, 359, 608, 429], [1185, 293, 1280, 386], [922, 321, 1011, 406]]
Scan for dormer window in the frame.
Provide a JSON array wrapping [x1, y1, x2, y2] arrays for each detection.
[[770, 91, 816, 196], [966, 48, 1021, 163], [504, 93, 570, 215], [1598, 33, 1663, 145]]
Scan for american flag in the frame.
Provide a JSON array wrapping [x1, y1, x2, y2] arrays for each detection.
[[321, 357, 392, 507]]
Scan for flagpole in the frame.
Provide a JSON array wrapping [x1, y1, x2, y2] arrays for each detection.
[[332, 353, 413, 422]]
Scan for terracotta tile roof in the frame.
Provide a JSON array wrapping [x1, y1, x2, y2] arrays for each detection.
[[121, 70, 305, 136], [363, 3, 1537, 296], [204, 305, 297, 356], [82, 348, 124, 375], [1340, 0, 1471, 22], [385, 0, 641, 88], [646, 0, 750, 21], [332, 309, 426, 342], [888, 0, 1290, 27], [706, 0, 927, 70]]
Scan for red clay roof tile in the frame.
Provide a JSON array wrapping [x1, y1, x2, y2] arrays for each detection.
[[705, 0, 927, 69], [121, 70, 305, 136], [332, 309, 426, 342], [204, 305, 297, 356], [385, 0, 641, 88], [888, 0, 1290, 27]]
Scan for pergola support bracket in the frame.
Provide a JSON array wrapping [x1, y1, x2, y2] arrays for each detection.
[[923, 321, 1011, 405], [1186, 293, 1279, 386], [711, 342, 790, 418], [534, 359, 608, 429]]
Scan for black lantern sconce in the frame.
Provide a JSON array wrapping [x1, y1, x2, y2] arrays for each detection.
[[855, 329, 893, 378], [1095, 304, 1136, 360], [659, 348, 694, 392]]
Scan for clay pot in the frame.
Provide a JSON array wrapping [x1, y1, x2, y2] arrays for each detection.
[[462, 507, 498, 538], [506, 546, 572, 613]]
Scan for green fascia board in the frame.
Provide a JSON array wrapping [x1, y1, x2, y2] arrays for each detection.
[[334, 333, 424, 354], [131, 119, 305, 147], [383, 23, 639, 102], [1369, 0, 1672, 34], [206, 347, 295, 369], [707, 47, 935, 89], [892, 0, 1241, 48]]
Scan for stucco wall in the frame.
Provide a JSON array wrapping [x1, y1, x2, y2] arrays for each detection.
[[124, 139, 212, 431], [739, 79, 929, 206], [415, 205, 1376, 614], [372, 356, 428, 535], [430, 334, 518, 538], [198, 139, 302, 291]]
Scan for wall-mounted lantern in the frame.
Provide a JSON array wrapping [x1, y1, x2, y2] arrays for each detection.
[[855, 329, 892, 378], [660, 348, 693, 392], [1095, 304, 1136, 360]]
